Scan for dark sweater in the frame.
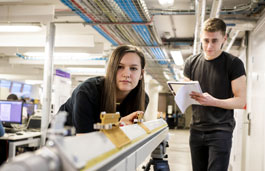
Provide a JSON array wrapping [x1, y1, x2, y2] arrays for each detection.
[[59, 76, 149, 133]]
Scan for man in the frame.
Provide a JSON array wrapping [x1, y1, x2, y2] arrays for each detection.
[[184, 18, 246, 171], [7, 94, 18, 101], [0, 122, 4, 137]]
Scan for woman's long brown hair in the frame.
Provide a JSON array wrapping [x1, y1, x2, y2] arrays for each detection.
[[100, 45, 146, 115]]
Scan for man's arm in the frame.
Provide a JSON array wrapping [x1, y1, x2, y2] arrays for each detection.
[[190, 75, 246, 109]]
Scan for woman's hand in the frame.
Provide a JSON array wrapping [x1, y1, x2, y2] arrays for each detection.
[[120, 111, 144, 125]]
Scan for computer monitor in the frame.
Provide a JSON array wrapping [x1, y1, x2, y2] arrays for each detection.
[[23, 103, 35, 117], [22, 84, 32, 97], [10, 82, 22, 93], [0, 100, 23, 126], [0, 80, 11, 89]]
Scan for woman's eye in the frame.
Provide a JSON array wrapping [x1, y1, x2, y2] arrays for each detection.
[[118, 66, 123, 69], [131, 67, 137, 71]]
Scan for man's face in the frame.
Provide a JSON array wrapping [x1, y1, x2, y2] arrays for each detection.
[[201, 30, 227, 59]]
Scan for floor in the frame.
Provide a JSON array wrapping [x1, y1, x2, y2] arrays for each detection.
[[167, 129, 192, 171], [138, 129, 192, 171]]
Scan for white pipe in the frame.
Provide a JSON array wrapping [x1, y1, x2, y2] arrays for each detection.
[[252, 10, 265, 34], [200, 0, 206, 29], [193, 0, 200, 55], [210, 0, 223, 18], [193, 0, 206, 55], [225, 30, 240, 52], [40, 22, 55, 146]]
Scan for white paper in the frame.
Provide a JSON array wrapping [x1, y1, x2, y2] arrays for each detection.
[[167, 81, 202, 113]]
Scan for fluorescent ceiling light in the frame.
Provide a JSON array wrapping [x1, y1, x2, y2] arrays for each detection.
[[158, 0, 174, 6], [25, 80, 43, 85], [66, 67, 105, 76], [170, 51, 184, 66], [0, 25, 42, 32], [0, 0, 23, 2], [23, 52, 104, 60]]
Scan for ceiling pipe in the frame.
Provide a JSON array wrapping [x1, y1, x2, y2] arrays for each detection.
[[70, 0, 123, 45], [225, 30, 240, 52], [115, 0, 170, 65], [169, 15, 177, 37], [193, 0, 206, 55], [252, 7, 265, 34], [210, 0, 223, 18], [61, 0, 120, 45], [225, 19, 256, 30], [53, 16, 154, 25], [60, 0, 177, 82], [149, 1, 264, 16], [223, 18, 256, 52]]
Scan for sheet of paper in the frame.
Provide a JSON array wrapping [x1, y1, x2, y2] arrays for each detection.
[[167, 81, 202, 113]]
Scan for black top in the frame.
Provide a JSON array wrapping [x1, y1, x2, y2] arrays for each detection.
[[59, 76, 149, 133], [184, 51, 246, 132], [0, 121, 4, 137]]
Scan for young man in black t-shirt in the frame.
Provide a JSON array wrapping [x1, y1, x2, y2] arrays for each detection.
[[184, 18, 246, 171]]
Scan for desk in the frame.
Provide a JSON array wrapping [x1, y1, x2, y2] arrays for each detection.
[[0, 132, 41, 160]]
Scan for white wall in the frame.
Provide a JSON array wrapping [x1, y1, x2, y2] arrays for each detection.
[[228, 48, 247, 171], [30, 84, 41, 100], [242, 13, 265, 171], [52, 74, 71, 114], [0, 87, 10, 100]]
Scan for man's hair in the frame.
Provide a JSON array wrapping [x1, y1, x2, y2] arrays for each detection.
[[203, 18, 226, 36], [7, 94, 18, 100], [101, 45, 146, 114]]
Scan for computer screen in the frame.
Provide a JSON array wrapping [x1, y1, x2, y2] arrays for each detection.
[[22, 84, 32, 97], [0, 80, 11, 88], [23, 103, 35, 117], [10, 82, 22, 93], [0, 100, 23, 124]]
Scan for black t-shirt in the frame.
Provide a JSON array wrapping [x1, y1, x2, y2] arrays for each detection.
[[59, 76, 149, 133], [184, 51, 246, 132]]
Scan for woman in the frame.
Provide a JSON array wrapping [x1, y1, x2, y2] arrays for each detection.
[[59, 45, 149, 133]]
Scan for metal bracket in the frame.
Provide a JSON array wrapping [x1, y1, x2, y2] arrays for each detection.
[[94, 112, 131, 149], [134, 113, 151, 134]]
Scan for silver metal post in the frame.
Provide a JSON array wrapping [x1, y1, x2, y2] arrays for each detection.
[[41, 22, 55, 146]]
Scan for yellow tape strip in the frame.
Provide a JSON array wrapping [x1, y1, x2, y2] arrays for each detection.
[[102, 127, 131, 149], [138, 123, 151, 134], [82, 124, 168, 170]]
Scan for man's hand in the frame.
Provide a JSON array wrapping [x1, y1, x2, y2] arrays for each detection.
[[190, 91, 217, 106], [120, 111, 144, 125]]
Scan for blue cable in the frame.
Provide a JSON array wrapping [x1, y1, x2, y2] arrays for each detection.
[[61, 0, 118, 45], [92, 26, 118, 46], [151, 48, 166, 65], [61, 0, 168, 65], [117, 0, 152, 45], [158, 48, 167, 64], [125, 0, 154, 46], [115, 0, 148, 44]]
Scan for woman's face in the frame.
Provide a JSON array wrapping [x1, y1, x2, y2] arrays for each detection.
[[116, 52, 143, 94]]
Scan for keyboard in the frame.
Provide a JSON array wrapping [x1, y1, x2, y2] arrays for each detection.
[[24, 129, 40, 132], [4, 128, 21, 133]]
